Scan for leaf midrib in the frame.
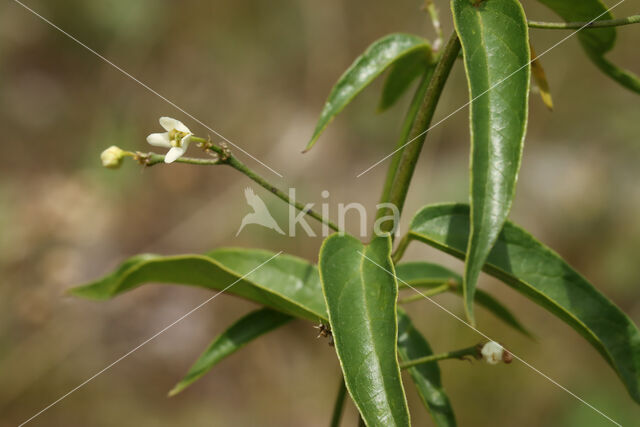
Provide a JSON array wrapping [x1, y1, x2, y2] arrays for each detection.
[[356, 246, 397, 422]]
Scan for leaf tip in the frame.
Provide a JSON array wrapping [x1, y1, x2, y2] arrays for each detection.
[[302, 139, 316, 154], [167, 385, 183, 397]]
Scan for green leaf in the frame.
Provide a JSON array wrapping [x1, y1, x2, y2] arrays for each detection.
[[319, 234, 410, 426], [379, 50, 434, 112], [406, 203, 640, 403], [169, 308, 292, 396], [395, 262, 532, 337], [537, 0, 640, 93], [397, 309, 456, 427], [452, 0, 531, 324], [70, 248, 327, 322], [305, 33, 432, 152]]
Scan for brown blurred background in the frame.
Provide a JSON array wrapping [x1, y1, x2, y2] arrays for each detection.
[[1, 0, 640, 425]]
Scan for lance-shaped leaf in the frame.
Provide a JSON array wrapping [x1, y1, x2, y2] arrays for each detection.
[[397, 309, 456, 427], [70, 248, 327, 322], [305, 33, 432, 152], [452, 0, 530, 324], [379, 50, 434, 112], [169, 308, 292, 396], [406, 203, 640, 402], [537, 0, 640, 93], [395, 262, 532, 337], [319, 234, 410, 426]]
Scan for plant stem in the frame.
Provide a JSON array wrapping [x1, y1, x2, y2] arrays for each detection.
[[398, 283, 449, 304], [143, 140, 341, 232], [391, 233, 411, 263], [376, 67, 435, 229], [528, 15, 640, 30], [400, 345, 480, 370], [386, 32, 461, 223], [330, 378, 347, 427], [144, 153, 219, 166]]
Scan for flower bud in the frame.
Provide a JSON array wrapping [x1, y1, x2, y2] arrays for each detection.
[[101, 145, 125, 169], [481, 341, 504, 365]]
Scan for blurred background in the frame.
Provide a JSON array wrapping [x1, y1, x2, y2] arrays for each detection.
[[1, 0, 639, 425]]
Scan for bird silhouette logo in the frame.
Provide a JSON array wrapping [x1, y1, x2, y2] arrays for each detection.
[[236, 187, 285, 236]]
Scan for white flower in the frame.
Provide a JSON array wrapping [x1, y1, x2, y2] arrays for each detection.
[[481, 341, 504, 365], [101, 145, 125, 169], [146, 117, 193, 163]]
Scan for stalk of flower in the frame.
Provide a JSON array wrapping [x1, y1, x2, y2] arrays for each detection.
[[100, 116, 341, 233]]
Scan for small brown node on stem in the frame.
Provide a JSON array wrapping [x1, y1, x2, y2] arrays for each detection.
[[314, 323, 334, 346], [502, 349, 513, 364], [134, 151, 150, 166], [220, 141, 232, 161]]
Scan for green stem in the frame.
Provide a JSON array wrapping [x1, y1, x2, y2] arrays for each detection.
[[400, 345, 480, 370], [528, 15, 640, 30], [144, 153, 219, 166], [391, 233, 411, 263], [330, 378, 347, 427], [376, 66, 435, 228], [386, 32, 461, 222], [143, 139, 341, 232], [398, 283, 449, 304]]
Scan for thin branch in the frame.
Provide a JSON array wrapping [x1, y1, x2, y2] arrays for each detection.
[[143, 153, 219, 166], [398, 283, 449, 304], [400, 345, 480, 370], [528, 15, 640, 30], [385, 33, 461, 227], [329, 378, 347, 427], [141, 140, 341, 233], [391, 233, 411, 263]]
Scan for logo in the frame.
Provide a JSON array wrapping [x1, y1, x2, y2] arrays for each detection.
[[236, 187, 285, 236], [236, 187, 399, 238]]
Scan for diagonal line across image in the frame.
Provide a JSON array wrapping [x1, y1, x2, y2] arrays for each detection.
[[356, 0, 626, 178], [358, 251, 622, 427], [11, 0, 284, 178], [18, 252, 283, 426]]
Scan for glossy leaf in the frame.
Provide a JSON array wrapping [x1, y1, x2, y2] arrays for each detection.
[[319, 234, 410, 426], [169, 308, 292, 396], [71, 248, 327, 322], [396, 262, 532, 337], [537, 0, 640, 93], [452, 0, 530, 324], [407, 203, 640, 402], [379, 50, 434, 112], [397, 309, 456, 427], [305, 33, 432, 152]]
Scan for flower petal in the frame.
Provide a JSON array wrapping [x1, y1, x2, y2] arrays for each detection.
[[164, 146, 186, 163], [159, 117, 180, 132], [147, 132, 171, 147], [173, 120, 191, 134], [180, 134, 192, 149]]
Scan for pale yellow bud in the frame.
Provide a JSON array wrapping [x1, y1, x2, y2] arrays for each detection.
[[101, 145, 125, 169]]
